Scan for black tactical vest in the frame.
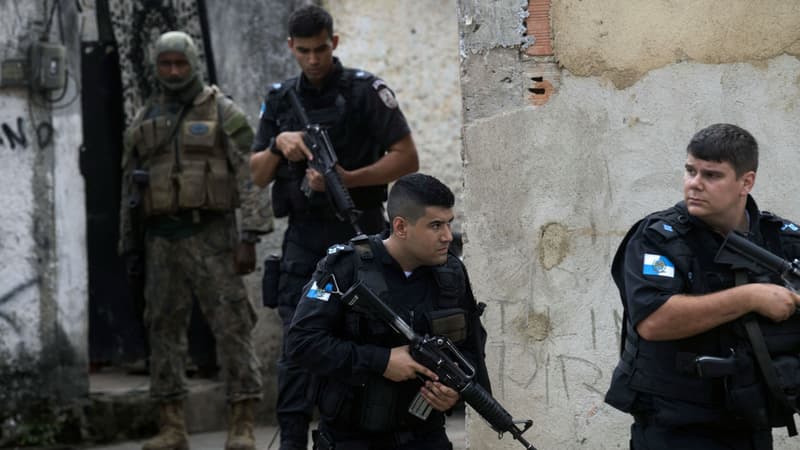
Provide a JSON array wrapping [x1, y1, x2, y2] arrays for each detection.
[[606, 202, 800, 430], [269, 68, 387, 218]]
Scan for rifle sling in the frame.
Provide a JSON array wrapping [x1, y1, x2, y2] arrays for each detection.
[[736, 271, 798, 436]]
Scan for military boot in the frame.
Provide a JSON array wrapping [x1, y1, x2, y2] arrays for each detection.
[[142, 400, 189, 450], [224, 399, 256, 450]]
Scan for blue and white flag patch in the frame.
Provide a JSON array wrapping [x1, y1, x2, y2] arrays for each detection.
[[306, 281, 333, 302], [327, 244, 348, 255], [643, 253, 675, 278]]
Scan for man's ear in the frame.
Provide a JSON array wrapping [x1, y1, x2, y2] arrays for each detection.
[[742, 171, 756, 195], [331, 34, 339, 50], [392, 216, 408, 239], [287, 37, 294, 50]]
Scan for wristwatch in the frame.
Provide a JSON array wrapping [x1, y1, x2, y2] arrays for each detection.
[[268, 136, 281, 156], [240, 230, 261, 244]]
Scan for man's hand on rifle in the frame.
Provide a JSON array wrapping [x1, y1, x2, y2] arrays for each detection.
[[421, 380, 460, 412], [383, 345, 438, 382], [747, 283, 800, 322], [275, 131, 313, 162], [306, 165, 352, 192]]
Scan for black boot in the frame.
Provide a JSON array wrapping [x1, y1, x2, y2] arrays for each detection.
[[278, 413, 309, 450]]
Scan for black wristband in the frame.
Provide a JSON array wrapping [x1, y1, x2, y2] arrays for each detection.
[[268, 136, 281, 155]]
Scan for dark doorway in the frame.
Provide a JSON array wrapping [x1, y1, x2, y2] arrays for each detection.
[[80, 0, 217, 376]]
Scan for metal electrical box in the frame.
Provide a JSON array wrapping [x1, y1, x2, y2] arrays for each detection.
[[31, 41, 66, 91]]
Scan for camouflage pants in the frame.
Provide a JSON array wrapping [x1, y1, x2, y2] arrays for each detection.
[[144, 216, 262, 402]]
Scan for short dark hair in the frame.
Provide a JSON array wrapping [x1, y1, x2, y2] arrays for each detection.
[[686, 123, 758, 176], [288, 5, 333, 38], [387, 173, 455, 224]]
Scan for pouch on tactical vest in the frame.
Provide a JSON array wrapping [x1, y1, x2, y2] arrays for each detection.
[[356, 375, 400, 433], [427, 308, 467, 343], [131, 88, 238, 218]]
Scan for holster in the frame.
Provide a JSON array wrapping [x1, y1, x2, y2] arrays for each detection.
[[261, 254, 281, 308]]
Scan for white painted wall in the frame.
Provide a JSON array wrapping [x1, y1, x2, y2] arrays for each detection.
[[0, 0, 87, 408]]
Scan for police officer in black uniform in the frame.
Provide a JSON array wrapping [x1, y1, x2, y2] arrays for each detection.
[[249, 6, 418, 449], [605, 123, 800, 449], [285, 173, 488, 450]]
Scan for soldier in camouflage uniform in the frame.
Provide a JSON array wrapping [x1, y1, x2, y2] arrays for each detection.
[[118, 31, 271, 450]]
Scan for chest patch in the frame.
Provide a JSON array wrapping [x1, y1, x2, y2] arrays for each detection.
[[189, 123, 209, 135], [643, 253, 675, 278]]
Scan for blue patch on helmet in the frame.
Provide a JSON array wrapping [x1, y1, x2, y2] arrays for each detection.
[[189, 123, 209, 135]]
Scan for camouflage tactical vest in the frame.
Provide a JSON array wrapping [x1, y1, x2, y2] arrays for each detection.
[[128, 85, 237, 217]]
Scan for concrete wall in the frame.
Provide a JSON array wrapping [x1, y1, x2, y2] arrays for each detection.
[[0, 0, 87, 434], [459, 1, 800, 449], [326, 0, 464, 210]]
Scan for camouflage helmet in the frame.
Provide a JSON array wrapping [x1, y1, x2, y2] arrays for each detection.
[[152, 31, 200, 91]]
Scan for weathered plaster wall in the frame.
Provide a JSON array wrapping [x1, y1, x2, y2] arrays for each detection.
[[459, 1, 800, 449], [0, 0, 87, 430], [552, 0, 800, 89], [326, 0, 464, 203]]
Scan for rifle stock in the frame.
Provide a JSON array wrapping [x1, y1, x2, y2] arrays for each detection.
[[341, 280, 537, 449]]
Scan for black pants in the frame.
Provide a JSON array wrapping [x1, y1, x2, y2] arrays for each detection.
[[274, 209, 386, 443], [631, 421, 773, 450], [314, 428, 453, 450]]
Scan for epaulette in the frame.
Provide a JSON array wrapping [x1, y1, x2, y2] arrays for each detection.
[[323, 243, 354, 269], [644, 206, 691, 241], [764, 211, 800, 236], [352, 70, 372, 80]]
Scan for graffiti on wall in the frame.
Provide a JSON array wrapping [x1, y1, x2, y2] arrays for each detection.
[[0, 117, 54, 150], [488, 301, 617, 410], [0, 278, 39, 340], [108, 0, 209, 126]]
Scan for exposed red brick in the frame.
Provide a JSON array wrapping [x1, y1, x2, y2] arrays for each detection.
[[525, 0, 553, 56], [528, 79, 554, 106]]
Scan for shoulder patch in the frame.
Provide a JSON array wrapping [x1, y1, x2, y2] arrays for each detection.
[[373, 80, 399, 109], [642, 253, 675, 278], [306, 279, 334, 302]]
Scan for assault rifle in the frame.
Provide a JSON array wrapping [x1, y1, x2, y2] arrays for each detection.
[[286, 88, 363, 235], [715, 231, 800, 294], [341, 280, 537, 449]]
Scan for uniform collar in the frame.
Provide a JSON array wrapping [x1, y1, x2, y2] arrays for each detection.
[[297, 57, 344, 94], [372, 237, 439, 278], [677, 194, 761, 236]]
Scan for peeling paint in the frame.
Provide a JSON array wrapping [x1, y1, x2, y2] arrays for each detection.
[[513, 309, 550, 341], [552, 0, 800, 89], [538, 222, 569, 269]]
